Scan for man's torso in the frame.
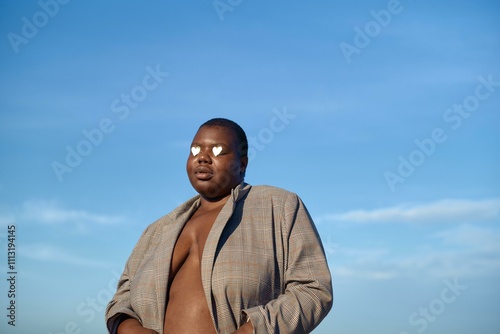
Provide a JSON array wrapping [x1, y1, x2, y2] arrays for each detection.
[[163, 204, 223, 334]]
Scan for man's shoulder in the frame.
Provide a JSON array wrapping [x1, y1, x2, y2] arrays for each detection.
[[143, 195, 200, 233], [247, 184, 299, 200]]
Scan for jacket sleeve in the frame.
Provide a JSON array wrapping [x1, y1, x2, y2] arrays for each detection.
[[242, 192, 333, 333], [104, 225, 153, 333]]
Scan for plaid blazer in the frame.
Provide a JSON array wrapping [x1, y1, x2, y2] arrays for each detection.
[[105, 183, 333, 334]]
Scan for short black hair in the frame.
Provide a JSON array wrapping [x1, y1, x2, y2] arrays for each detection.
[[200, 118, 248, 157]]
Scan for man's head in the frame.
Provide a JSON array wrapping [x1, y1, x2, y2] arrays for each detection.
[[199, 118, 249, 157], [186, 118, 248, 200]]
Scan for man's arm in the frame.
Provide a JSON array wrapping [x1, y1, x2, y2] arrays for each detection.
[[105, 225, 154, 333], [117, 318, 159, 334], [242, 192, 333, 333]]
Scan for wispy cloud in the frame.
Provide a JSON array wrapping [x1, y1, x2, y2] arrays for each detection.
[[326, 224, 500, 281], [431, 224, 500, 253], [20, 243, 112, 268], [319, 198, 500, 225], [331, 266, 398, 281], [20, 200, 125, 225], [326, 245, 399, 281], [0, 200, 126, 235]]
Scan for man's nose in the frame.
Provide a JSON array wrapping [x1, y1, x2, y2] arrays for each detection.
[[197, 149, 212, 163]]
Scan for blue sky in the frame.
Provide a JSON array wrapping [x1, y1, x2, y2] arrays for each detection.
[[0, 0, 499, 333]]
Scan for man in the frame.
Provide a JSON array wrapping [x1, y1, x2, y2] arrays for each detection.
[[105, 118, 333, 334]]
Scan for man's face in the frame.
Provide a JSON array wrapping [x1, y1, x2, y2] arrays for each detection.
[[186, 125, 248, 200]]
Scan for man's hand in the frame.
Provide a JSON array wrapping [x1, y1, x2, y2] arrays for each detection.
[[231, 321, 253, 334], [117, 318, 159, 334]]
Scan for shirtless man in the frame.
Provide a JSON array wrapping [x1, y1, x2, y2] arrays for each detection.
[[113, 121, 252, 334], [106, 118, 332, 334]]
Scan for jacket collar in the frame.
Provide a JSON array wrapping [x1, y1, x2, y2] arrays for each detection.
[[231, 181, 251, 204]]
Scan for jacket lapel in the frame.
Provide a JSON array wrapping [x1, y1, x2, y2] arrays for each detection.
[[155, 196, 201, 328], [200, 182, 251, 324]]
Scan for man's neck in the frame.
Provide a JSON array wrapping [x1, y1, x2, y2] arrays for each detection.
[[198, 193, 231, 212]]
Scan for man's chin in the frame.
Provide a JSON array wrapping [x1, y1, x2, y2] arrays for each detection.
[[190, 177, 242, 200]]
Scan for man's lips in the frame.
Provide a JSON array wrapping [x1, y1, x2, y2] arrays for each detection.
[[194, 166, 213, 180]]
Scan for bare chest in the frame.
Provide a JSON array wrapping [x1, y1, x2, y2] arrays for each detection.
[[164, 208, 221, 334], [169, 208, 220, 278]]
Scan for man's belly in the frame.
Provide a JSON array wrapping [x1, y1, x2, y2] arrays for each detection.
[[163, 255, 217, 334]]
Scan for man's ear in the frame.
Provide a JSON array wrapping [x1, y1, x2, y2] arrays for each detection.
[[240, 156, 248, 175]]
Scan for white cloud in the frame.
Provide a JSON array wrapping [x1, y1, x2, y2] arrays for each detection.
[[0, 200, 126, 235], [319, 198, 500, 224], [432, 224, 500, 253], [326, 224, 500, 281], [21, 200, 124, 225], [326, 246, 399, 281], [331, 266, 398, 281], [20, 243, 112, 268]]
